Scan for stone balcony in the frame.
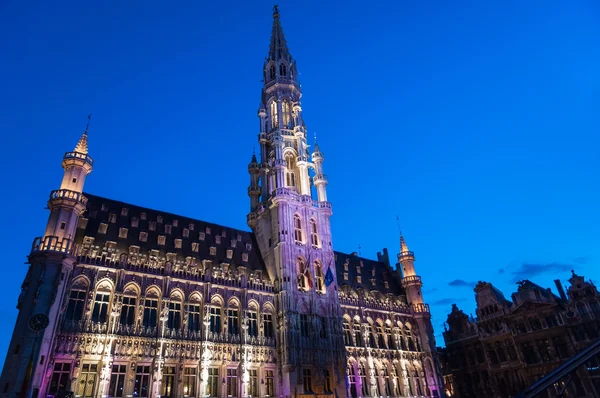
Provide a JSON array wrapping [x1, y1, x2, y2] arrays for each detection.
[[412, 303, 430, 314], [31, 236, 75, 255], [49, 189, 88, 207], [401, 275, 422, 288], [63, 150, 93, 166]]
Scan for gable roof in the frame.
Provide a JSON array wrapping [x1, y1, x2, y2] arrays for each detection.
[[76, 193, 267, 276], [334, 251, 405, 296]]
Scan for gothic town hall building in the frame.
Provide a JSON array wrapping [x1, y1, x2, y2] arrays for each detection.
[[0, 8, 443, 398]]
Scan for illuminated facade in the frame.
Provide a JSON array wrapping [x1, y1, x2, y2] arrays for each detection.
[[442, 273, 600, 397], [0, 7, 442, 398]]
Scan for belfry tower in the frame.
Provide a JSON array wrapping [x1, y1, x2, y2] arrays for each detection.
[[0, 123, 93, 397], [247, 6, 347, 396], [398, 235, 444, 396]]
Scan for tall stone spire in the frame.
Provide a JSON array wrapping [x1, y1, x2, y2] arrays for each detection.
[[268, 5, 292, 62]]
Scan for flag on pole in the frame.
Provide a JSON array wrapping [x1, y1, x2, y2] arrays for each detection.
[[324, 266, 334, 287]]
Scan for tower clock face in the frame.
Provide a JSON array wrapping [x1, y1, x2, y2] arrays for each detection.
[[28, 313, 49, 332]]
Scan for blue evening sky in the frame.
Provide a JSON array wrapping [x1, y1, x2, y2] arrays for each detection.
[[0, 0, 599, 364]]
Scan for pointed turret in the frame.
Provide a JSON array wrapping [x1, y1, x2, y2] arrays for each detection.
[[269, 5, 292, 63], [74, 131, 88, 155], [400, 234, 410, 254]]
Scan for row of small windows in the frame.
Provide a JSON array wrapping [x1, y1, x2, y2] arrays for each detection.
[[342, 320, 421, 351], [65, 288, 274, 338], [48, 362, 275, 397]]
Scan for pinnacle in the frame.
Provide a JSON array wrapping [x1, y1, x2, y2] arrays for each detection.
[[74, 131, 88, 155]]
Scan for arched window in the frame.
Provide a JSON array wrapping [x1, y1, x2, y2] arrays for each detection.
[[269, 64, 276, 80], [297, 257, 311, 291], [92, 286, 111, 324], [286, 154, 296, 189], [293, 215, 303, 243], [377, 324, 386, 348], [386, 326, 395, 349], [120, 294, 137, 327], [270, 101, 278, 129], [315, 261, 325, 294], [209, 299, 222, 334], [343, 320, 352, 345], [167, 295, 182, 330], [348, 364, 358, 398], [143, 289, 160, 328], [66, 282, 88, 322], [188, 294, 202, 333], [263, 306, 274, 338], [353, 322, 363, 346], [310, 219, 319, 247], [247, 303, 258, 337], [359, 364, 368, 397], [282, 101, 291, 127], [228, 301, 240, 335], [280, 63, 287, 77]]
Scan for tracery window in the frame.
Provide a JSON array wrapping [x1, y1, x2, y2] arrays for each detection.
[[353, 323, 363, 346], [386, 326, 395, 349], [310, 219, 319, 247], [188, 303, 201, 333], [91, 293, 110, 323], [263, 312, 274, 338], [286, 154, 297, 189], [227, 305, 239, 335], [303, 369, 312, 393], [315, 261, 325, 294], [120, 296, 136, 326], [293, 215, 303, 244], [207, 368, 219, 397], [269, 64, 276, 80], [282, 100, 291, 127], [143, 298, 158, 328], [265, 370, 275, 396], [109, 364, 127, 397], [297, 258, 311, 291], [66, 289, 86, 321], [76, 363, 97, 397], [249, 369, 259, 396], [279, 63, 287, 77], [377, 325, 386, 348], [49, 363, 71, 395], [359, 364, 368, 396], [270, 101, 278, 128], [247, 309, 258, 337], [343, 321, 352, 345], [167, 299, 181, 330], [226, 368, 238, 397], [183, 367, 197, 397], [209, 307, 221, 334]]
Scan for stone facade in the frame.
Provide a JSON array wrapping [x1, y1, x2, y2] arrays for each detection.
[[442, 272, 600, 397], [0, 7, 443, 398]]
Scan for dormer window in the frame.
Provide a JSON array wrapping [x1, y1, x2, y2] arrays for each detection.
[[242, 252, 249, 262], [205, 227, 211, 235], [231, 239, 237, 248], [191, 242, 199, 253], [101, 204, 108, 212], [189, 223, 195, 231], [174, 239, 182, 249], [140, 212, 147, 220], [210, 246, 216, 256], [246, 243, 252, 251], [158, 235, 166, 246], [215, 236, 221, 245], [183, 228, 189, 238], [109, 213, 117, 223], [226, 249, 233, 259], [118, 228, 128, 239], [172, 220, 178, 227], [149, 221, 156, 231], [121, 208, 128, 216], [131, 217, 139, 228], [199, 232, 205, 241], [98, 223, 108, 234], [165, 225, 172, 234], [139, 232, 148, 242]]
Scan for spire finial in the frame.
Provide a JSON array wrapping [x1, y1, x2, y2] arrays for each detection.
[[273, 4, 279, 17], [84, 113, 92, 135], [268, 5, 291, 62], [396, 215, 402, 236]]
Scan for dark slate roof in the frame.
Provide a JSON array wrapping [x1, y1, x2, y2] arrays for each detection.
[[334, 251, 405, 296], [76, 193, 267, 277]]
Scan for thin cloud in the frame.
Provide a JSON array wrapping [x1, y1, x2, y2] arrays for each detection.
[[573, 257, 588, 265], [432, 297, 466, 306], [448, 279, 476, 288], [511, 262, 573, 282], [424, 288, 439, 294], [498, 268, 505, 275]]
